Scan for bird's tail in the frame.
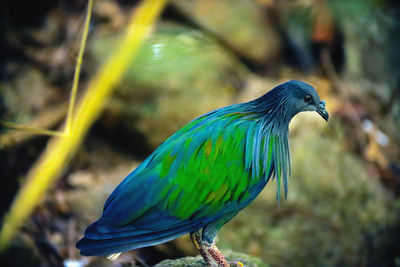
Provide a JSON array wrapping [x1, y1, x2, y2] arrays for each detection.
[[77, 234, 180, 257], [76, 218, 204, 257]]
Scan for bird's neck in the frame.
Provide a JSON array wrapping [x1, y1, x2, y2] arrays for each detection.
[[241, 101, 292, 202], [248, 86, 300, 128], [244, 101, 292, 136]]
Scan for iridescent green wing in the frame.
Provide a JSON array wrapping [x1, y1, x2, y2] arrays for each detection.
[[102, 108, 274, 225]]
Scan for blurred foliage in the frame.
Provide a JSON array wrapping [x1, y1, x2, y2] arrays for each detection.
[[172, 0, 280, 62], [328, 0, 400, 96], [92, 23, 248, 146], [0, 0, 399, 266], [0, 69, 52, 123]]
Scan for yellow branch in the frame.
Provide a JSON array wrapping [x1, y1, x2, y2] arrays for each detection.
[[0, 0, 168, 251]]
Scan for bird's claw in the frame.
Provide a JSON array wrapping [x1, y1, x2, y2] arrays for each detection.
[[228, 261, 245, 267]]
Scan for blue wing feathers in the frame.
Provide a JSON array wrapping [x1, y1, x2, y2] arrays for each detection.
[[78, 221, 204, 256]]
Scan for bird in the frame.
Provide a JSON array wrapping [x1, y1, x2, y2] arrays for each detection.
[[76, 80, 329, 266]]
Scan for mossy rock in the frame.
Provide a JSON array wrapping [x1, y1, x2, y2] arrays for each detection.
[[172, 0, 280, 62], [154, 250, 268, 267], [92, 23, 248, 147]]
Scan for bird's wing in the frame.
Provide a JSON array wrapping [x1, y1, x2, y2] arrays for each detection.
[[78, 108, 275, 255], [103, 109, 271, 222]]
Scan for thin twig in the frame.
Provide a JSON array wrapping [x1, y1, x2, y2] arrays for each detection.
[[0, 0, 93, 140], [1, 0, 93, 139], [66, 0, 93, 135], [0, 104, 68, 149], [1, 122, 64, 137]]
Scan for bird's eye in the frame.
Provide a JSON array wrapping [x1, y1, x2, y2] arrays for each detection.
[[304, 94, 312, 103]]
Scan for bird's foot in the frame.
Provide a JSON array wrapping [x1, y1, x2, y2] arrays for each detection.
[[228, 261, 245, 267], [190, 230, 232, 267], [206, 244, 230, 267]]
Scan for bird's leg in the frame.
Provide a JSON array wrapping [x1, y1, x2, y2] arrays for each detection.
[[206, 243, 230, 267], [190, 230, 243, 267], [190, 230, 216, 266]]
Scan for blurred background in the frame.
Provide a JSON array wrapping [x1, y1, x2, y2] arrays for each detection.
[[0, 0, 399, 266]]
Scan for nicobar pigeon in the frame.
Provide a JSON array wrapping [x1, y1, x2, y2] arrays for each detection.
[[77, 80, 329, 266]]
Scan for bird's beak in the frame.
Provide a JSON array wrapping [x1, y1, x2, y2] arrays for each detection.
[[316, 100, 329, 121]]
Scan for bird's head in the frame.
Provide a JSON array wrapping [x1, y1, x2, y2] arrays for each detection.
[[284, 80, 329, 122], [255, 80, 329, 123]]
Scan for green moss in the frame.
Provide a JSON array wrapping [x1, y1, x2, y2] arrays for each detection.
[[92, 23, 248, 146], [172, 0, 279, 62], [154, 250, 268, 267]]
